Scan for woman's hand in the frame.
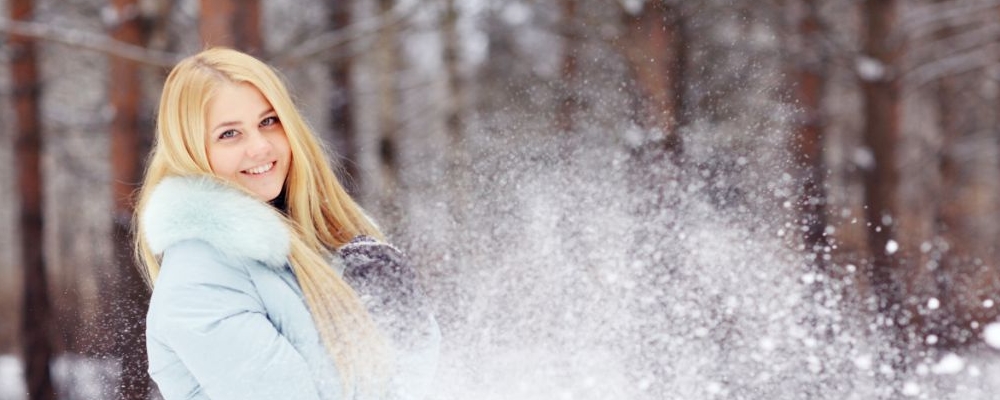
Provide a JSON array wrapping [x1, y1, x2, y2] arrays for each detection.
[[338, 236, 432, 347]]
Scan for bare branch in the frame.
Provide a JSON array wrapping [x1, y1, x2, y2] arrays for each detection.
[[0, 17, 181, 67], [906, 21, 1000, 69], [904, 42, 999, 88], [268, 0, 418, 67], [901, 0, 1000, 39]]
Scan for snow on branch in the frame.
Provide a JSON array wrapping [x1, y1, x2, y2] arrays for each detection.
[[0, 17, 181, 67]]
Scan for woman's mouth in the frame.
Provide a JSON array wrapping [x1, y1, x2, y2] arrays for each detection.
[[242, 161, 276, 175]]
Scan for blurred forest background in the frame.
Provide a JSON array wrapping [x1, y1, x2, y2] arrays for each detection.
[[4, 0, 1000, 399]]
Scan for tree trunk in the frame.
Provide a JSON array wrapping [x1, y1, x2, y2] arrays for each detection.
[[374, 0, 402, 207], [328, 0, 359, 192], [928, 0, 985, 347], [107, 0, 151, 398], [619, 2, 685, 164], [556, 0, 578, 135], [860, 0, 906, 346], [200, 0, 262, 55], [9, 0, 56, 398], [441, 0, 470, 224], [619, 6, 688, 398], [442, 0, 465, 146], [791, 0, 830, 269], [930, 70, 967, 341]]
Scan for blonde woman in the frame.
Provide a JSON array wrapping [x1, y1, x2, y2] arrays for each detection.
[[134, 47, 440, 400]]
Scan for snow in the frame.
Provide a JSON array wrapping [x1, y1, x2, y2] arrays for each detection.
[[98, 5, 118, 27], [619, 0, 646, 15], [932, 353, 966, 375], [885, 240, 899, 255], [852, 147, 876, 170], [0, 355, 25, 400], [928, 297, 940, 310], [856, 56, 887, 82], [853, 354, 873, 370], [983, 323, 1000, 349], [0, 354, 120, 400], [500, 3, 532, 25], [403, 122, 1000, 399], [901, 380, 921, 396]]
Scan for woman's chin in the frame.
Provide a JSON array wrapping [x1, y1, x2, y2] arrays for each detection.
[[240, 180, 284, 202]]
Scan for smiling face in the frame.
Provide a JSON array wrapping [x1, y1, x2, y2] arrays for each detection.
[[205, 82, 291, 201]]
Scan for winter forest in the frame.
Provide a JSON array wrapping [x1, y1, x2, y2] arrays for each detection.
[[3, 0, 1000, 398]]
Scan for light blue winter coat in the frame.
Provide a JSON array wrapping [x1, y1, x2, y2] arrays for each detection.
[[142, 176, 440, 400]]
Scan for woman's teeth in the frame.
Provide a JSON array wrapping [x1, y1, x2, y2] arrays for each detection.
[[244, 162, 274, 175]]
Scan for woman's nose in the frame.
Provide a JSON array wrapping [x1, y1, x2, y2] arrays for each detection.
[[245, 130, 273, 158]]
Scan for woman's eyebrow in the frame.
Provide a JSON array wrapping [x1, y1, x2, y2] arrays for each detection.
[[211, 109, 274, 131], [211, 120, 241, 132]]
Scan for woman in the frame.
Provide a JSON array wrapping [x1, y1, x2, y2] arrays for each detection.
[[134, 47, 440, 400]]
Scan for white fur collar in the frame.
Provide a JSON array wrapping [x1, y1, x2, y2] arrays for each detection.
[[141, 175, 290, 269]]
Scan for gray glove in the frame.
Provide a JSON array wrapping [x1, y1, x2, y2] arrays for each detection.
[[338, 236, 432, 348]]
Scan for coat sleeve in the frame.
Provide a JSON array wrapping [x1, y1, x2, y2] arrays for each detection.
[[147, 240, 325, 400]]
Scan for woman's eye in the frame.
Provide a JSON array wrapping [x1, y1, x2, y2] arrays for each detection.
[[260, 116, 279, 127], [218, 129, 238, 140]]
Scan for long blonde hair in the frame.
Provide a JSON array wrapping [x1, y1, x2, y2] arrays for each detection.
[[134, 47, 389, 396]]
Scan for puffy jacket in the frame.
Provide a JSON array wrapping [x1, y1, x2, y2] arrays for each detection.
[[141, 176, 440, 400]]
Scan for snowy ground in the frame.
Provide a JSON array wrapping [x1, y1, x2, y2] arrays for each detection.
[[5, 347, 1000, 399], [0, 355, 25, 400], [0, 354, 120, 400], [904, 346, 1000, 399]]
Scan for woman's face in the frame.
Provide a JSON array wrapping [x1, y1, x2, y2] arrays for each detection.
[[205, 82, 291, 201]]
